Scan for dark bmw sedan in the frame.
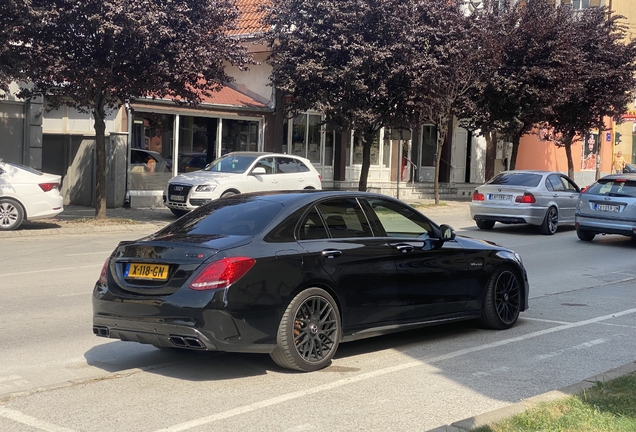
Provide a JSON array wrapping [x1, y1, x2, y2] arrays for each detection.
[[93, 191, 529, 371]]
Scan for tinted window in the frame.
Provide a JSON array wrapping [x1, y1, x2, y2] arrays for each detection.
[[366, 198, 432, 238], [489, 173, 542, 187], [277, 157, 299, 173], [204, 155, 257, 173], [3, 160, 43, 176], [317, 198, 372, 238], [297, 161, 310, 172], [546, 175, 565, 191], [157, 198, 283, 236], [298, 207, 328, 240], [585, 179, 636, 198]]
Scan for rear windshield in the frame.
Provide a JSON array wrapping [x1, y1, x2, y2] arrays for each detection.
[[585, 179, 636, 198], [488, 173, 542, 187], [2, 160, 43, 176], [158, 198, 284, 236]]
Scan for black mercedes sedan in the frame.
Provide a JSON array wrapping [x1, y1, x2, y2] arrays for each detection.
[[93, 191, 529, 372]]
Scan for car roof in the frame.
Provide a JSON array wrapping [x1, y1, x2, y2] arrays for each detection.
[[599, 173, 636, 180], [220, 190, 402, 206], [224, 152, 307, 159]]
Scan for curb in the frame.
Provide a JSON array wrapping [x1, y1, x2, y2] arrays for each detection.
[[427, 361, 636, 432], [0, 222, 168, 239]]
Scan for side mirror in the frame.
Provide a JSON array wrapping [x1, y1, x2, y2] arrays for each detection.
[[439, 224, 456, 241], [251, 167, 266, 175]]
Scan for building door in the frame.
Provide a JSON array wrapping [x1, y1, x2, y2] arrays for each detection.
[[451, 127, 467, 183]]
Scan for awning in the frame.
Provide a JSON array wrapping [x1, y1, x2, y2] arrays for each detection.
[[621, 110, 636, 121]]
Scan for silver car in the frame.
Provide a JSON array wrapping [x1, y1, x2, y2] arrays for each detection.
[[575, 173, 636, 241], [470, 170, 581, 235]]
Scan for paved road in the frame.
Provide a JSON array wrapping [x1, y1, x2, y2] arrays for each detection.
[[0, 206, 634, 431]]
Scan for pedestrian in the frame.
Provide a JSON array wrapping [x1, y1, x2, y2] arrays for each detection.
[[613, 151, 625, 174]]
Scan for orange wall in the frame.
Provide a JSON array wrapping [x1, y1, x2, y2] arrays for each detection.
[[516, 122, 613, 175]]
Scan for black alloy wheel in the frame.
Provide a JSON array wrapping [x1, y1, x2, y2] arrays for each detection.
[[476, 219, 495, 230], [540, 206, 558, 235], [479, 267, 521, 330], [270, 288, 341, 372]]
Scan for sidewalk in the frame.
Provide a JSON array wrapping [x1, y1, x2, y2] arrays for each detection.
[[0, 198, 471, 239]]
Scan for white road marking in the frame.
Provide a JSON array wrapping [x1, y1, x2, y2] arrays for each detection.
[[155, 307, 636, 432], [0, 265, 100, 277], [523, 317, 572, 325], [0, 406, 77, 432]]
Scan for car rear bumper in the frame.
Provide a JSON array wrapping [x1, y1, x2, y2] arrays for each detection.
[[25, 194, 64, 221], [92, 285, 278, 354], [575, 213, 636, 237], [470, 203, 547, 226]]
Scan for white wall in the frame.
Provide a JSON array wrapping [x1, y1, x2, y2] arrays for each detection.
[[43, 105, 118, 135]]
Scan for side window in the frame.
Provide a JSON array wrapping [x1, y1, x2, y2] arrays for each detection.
[[296, 160, 310, 172], [366, 198, 432, 238], [316, 198, 373, 238], [547, 175, 565, 192], [253, 157, 275, 174], [298, 207, 328, 240], [277, 157, 300, 173], [561, 176, 579, 192]]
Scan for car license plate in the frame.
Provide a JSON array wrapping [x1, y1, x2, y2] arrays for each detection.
[[489, 194, 510, 201], [595, 204, 620, 213], [125, 263, 169, 280], [170, 195, 185, 202]]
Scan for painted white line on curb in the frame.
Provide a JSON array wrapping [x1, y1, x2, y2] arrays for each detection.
[[0, 406, 77, 432], [156, 307, 636, 432]]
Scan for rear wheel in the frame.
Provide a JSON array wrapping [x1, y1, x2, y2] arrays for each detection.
[[170, 208, 188, 218], [476, 219, 495, 230], [576, 228, 595, 242], [539, 206, 558, 235], [270, 288, 341, 372], [0, 198, 24, 231], [479, 266, 521, 330]]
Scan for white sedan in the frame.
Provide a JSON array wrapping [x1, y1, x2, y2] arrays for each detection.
[[163, 152, 322, 216], [0, 159, 64, 230]]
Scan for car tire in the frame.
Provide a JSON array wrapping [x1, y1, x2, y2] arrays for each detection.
[[478, 266, 521, 330], [539, 206, 558, 235], [270, 288, 341, 372], [476, 219, 495, 230], [170, 209, 188, 218], [221, 191, 237, 198], [0, 198, 25, 231], [576, 228, 595, 242]]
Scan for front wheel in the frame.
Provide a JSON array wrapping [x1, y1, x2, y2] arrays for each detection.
[[170, 208, 188, 218], [576, 228, 595, 242], [270, 288, 341, 372], [0, 198, 25, 231], [539, 206, 558, 235], [479, 267, 521, 330]]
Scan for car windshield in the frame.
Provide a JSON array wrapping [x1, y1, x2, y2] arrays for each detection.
[[489, 173, 542, 187], [585, 179, 636, 198], [156, 197, 284, 237], [203, 155, 257, 174]]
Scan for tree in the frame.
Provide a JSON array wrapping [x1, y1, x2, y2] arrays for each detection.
[[548, 7, 636, 179], [6, 0, 251, 218], [409, 0, 482, 204], [467, 0, 575, 170], [0, 0, 36, 93], [265, 0, 419, 192]]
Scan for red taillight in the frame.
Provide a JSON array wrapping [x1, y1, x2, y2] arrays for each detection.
[[39, 182, 59, 192], [189, 257, 256, 291], [581, 186, 589, 193], [472, 190, 485, 201], [98, 260, 108, 284], [515, 193, 536, 204]]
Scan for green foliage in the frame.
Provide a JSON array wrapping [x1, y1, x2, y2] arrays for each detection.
[[473, 373, 636, 432]]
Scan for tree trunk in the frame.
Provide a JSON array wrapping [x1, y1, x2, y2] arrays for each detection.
[[565, 142, 574, 179], [93, 94, 107, 219], [434, 119, 448, 205], [509, 133, 521, 171], [357, 131, 373, 192], [485, 130, 496, 181]]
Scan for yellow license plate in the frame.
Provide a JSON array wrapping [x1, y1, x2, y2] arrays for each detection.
[[125, 263, 169, 280]]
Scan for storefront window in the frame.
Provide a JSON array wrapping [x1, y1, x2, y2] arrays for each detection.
[[292, 115, 306, 157], [307, 114, 322, 164], [221, 119, 258, 155], [382, 136, 391, 168], [420, 125, 437, 167], [130, 114, 174, 191], [351, 132, 380, 165], [324, 129, 337, 167]]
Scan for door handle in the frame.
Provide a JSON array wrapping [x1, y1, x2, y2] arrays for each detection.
[[393, 243, 414, 254], [321, 249, 342, 259], [272, 179, 278, 184]]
